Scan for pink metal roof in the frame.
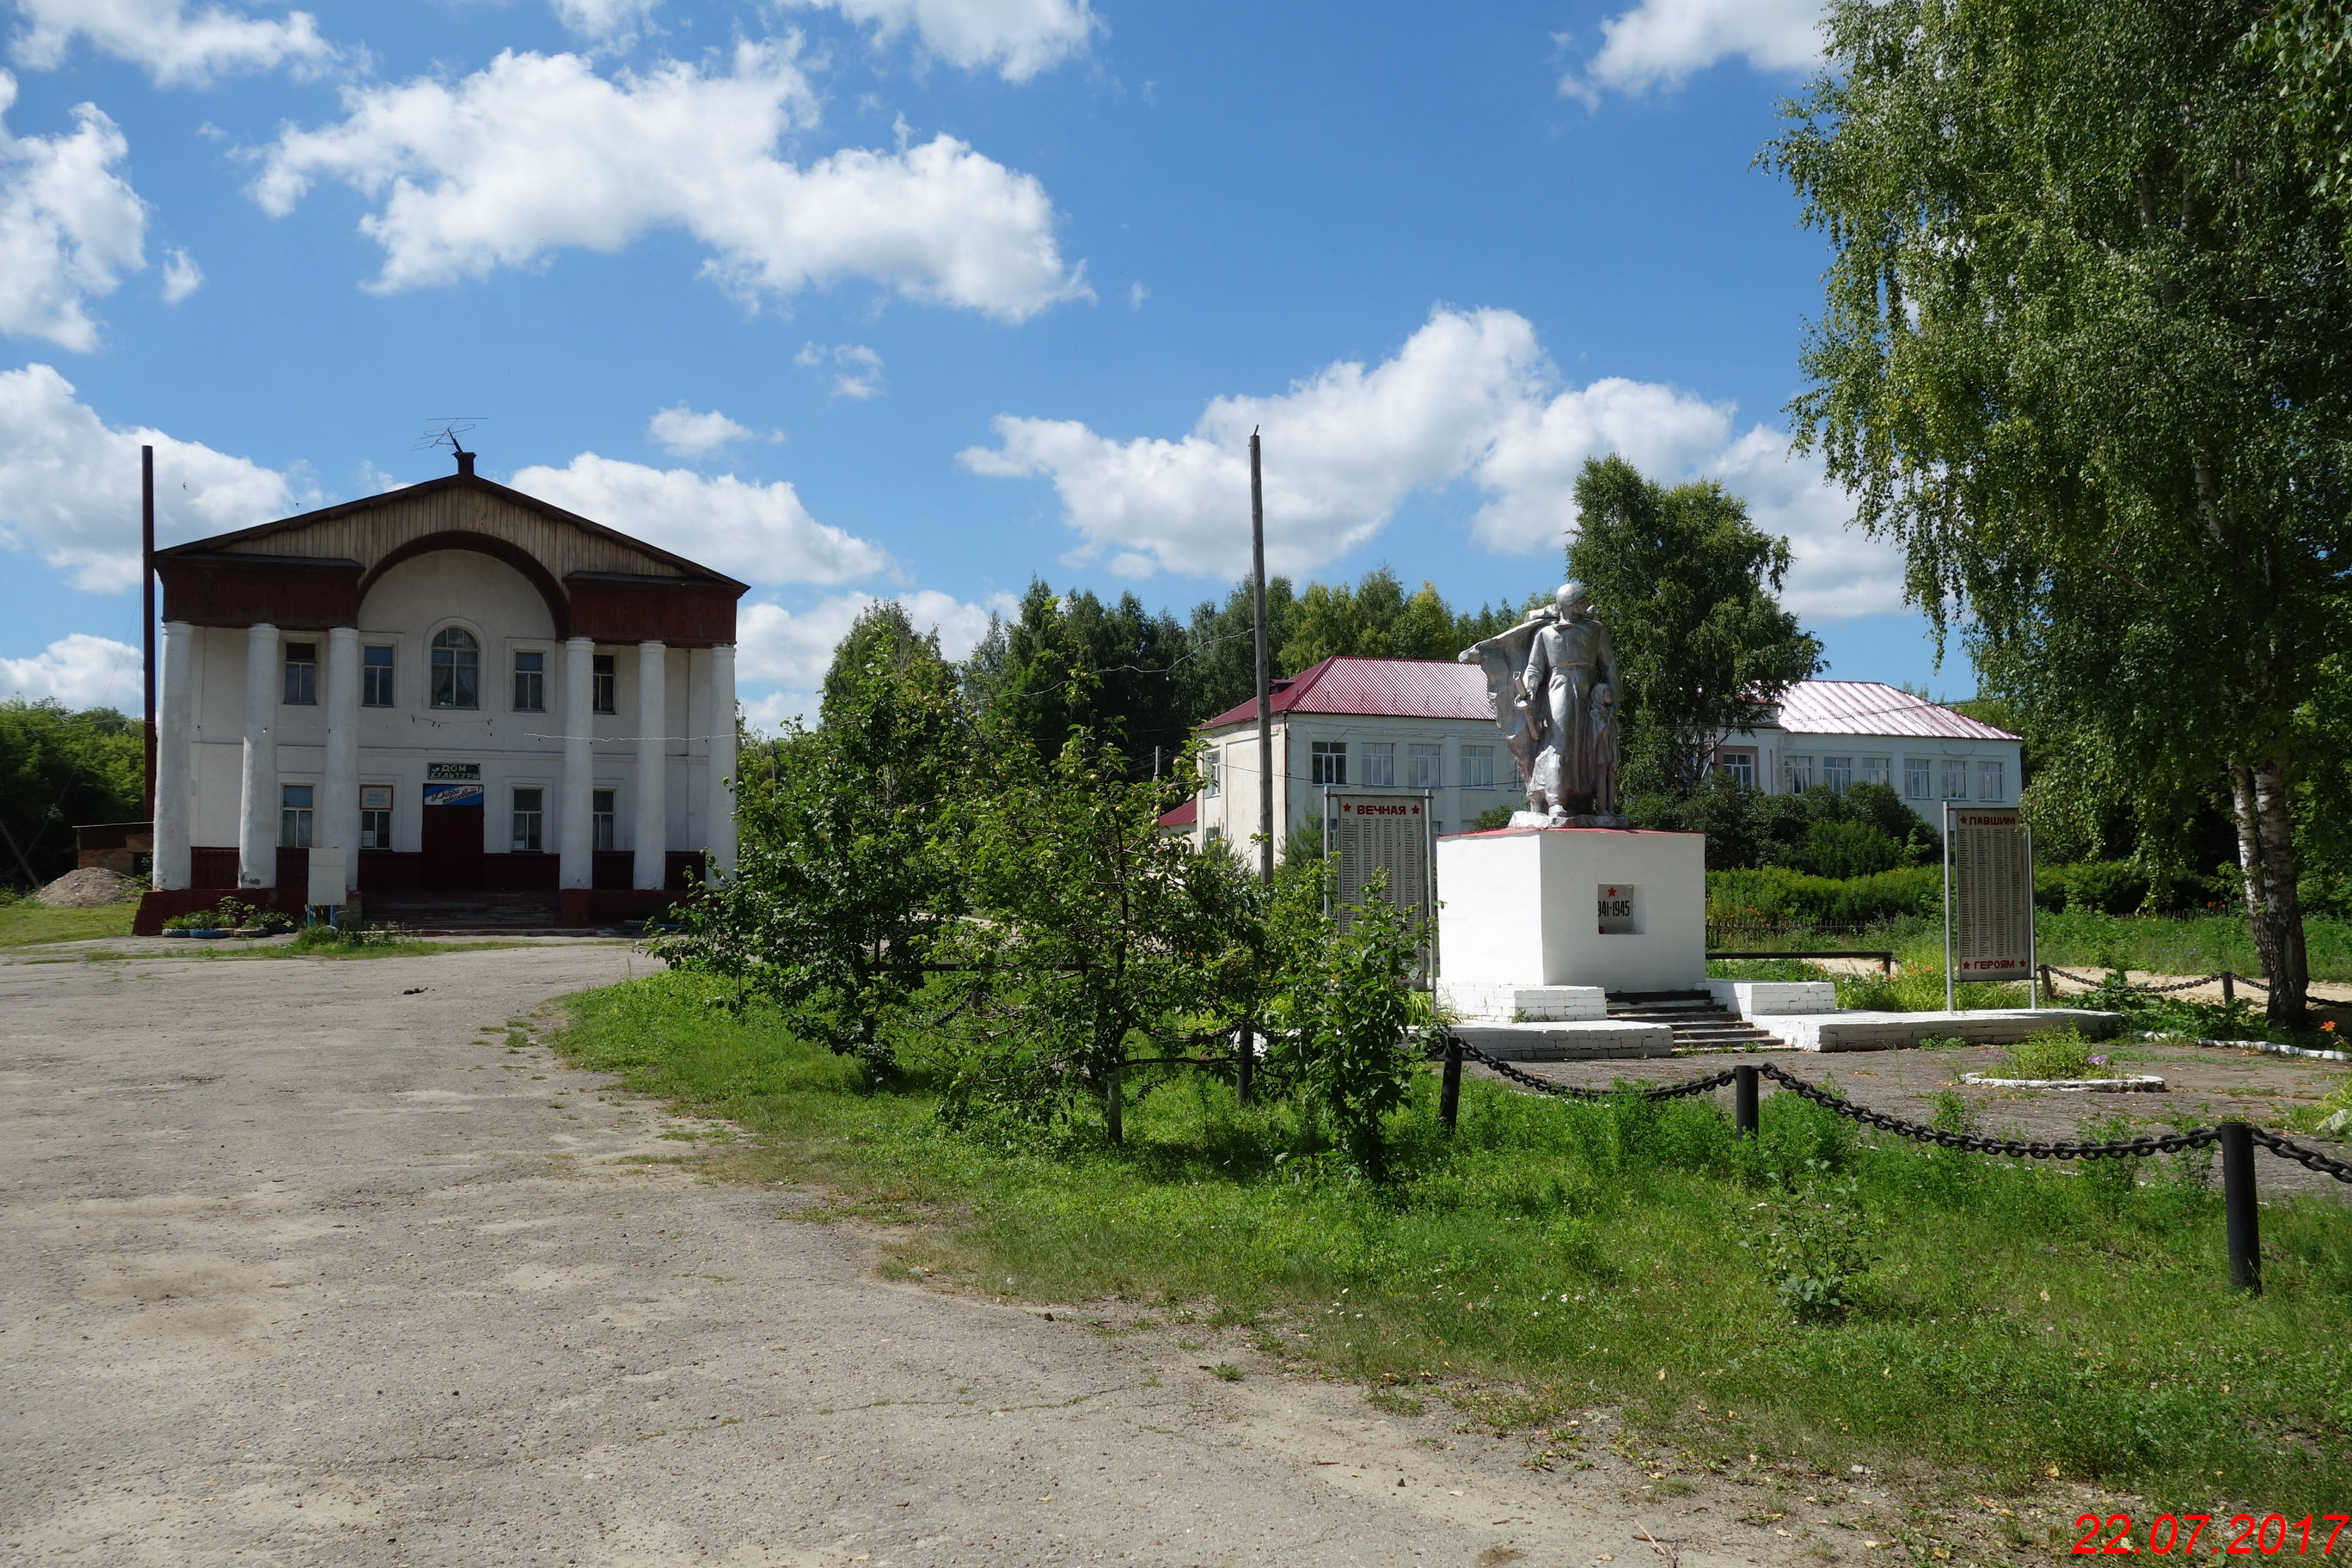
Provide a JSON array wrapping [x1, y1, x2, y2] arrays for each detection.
[[1199, 656, 1492, 730], [1772, 680, 2017, 741], [1158, 797, 1197, 827]]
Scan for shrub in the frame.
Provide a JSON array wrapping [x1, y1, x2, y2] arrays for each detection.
[[1793, 818, 1908, 879], [1706, 864, 1944, 927], [1987, 1027, 2120, 1081], [1740, 1166, 1877, 1323]]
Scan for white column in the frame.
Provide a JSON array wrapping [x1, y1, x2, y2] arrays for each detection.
[[632, 640, 667, 890], [237, 623, 279, 888], [706, 643, 737, 879], [152, 621, 195, 891], [322, 626, 360, 892], [560, 637, 594, 889]]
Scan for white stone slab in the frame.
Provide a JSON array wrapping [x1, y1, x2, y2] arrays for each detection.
[[1436, 827, 1705, 993], [1436, 981, 1608, 1022], [1452, 1020, 1675, 1061], [1700, 979, 1839, 1018], [1773, 1008, 2122, 1053]]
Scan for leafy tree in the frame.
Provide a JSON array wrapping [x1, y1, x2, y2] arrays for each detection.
[[1181, 574, 1298, 723], [0, 700, 145, 888], [2255, 0, 2352, 217], [1566, 456, 1822, 800], [1769, 0, 2352, 1023], [665, 607, 967, 1064], [1277, 567, 1530, 674], [963, 580, 1194, 779], [1268, 867, 1428, 1179], [940, 740, 1260, 1141]]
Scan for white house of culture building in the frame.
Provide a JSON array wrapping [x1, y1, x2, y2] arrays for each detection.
[[137, 450, 744, 934], [1170, 659, 2020, 859]]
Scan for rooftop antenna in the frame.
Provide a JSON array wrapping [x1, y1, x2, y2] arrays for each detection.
[[413, 417, 485, 473]]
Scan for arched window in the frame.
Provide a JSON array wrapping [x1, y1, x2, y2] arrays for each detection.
[[430, 628, 480, 709]]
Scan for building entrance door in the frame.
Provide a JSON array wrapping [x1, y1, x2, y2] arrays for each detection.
[[420, 780, 485, 891]]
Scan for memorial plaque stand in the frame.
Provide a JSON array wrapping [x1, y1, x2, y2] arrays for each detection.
[[1943, 803, 2037, 1010]]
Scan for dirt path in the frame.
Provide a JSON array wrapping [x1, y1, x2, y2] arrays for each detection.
[[1, 946, 1872, 1567]]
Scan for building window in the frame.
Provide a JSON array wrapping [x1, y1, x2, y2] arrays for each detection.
[[591, 653, 617, 715], [1822, 756, 1853, 792], [1862, 756, 1890, 788], [1362, 742, 1396, 787], [1310, 740, 1346, 786], [1715, 750, 1755, 788], [1205, 825, 1223, 843], [592, 788, 616, 852], [513, 649, 546, 713], [359, 786, 394, 849], [283, 640, 317, 705], [1783, 755, 1813, 793], [1941, 758, 1969, 799], [1203, 750, 1221, 798], [1904, 756, 1932, 798], [430, 628, 480, 709], [1977, 760, 2005, 802], [511, 787, 544, 852], [280, 783, 314, 848], [1406, 743, 1442, 790], [362, 644, 395, 707], [1461, 744, 1496, 790]]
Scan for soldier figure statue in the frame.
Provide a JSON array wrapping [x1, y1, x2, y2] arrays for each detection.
[[1457, 582, 1626, 827]]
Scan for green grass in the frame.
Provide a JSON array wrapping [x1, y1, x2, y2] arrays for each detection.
[[0, 899, 136, 947], [1983, 1028, 2131, 1081], [2036, 909, 2352, 984], [1707, 909, 2352, 984], [554, 970, 2352, 1518]]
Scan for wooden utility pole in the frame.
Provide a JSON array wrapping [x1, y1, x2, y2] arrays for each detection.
[[1241, 428, 1272, 1105], [141, 444, 156, 821]]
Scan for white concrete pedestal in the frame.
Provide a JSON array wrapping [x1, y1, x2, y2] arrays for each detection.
[[1436, 827, 1706, 991]]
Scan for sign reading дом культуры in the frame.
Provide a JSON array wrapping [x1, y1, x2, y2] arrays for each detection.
[[1946, 804, 2034, 982], [1325, 793, 1431, 937]]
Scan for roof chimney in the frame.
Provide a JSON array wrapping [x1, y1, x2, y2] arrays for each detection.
[[454, 448, 475, 478]]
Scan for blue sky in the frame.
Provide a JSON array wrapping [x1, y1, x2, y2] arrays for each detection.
[[0, 0, 1964, 729]]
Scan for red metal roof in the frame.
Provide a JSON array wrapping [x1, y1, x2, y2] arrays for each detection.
[[1199, 657, 1492, 730], [1772, 680, 2018, 741], [1198, 665, 2014, 743], [1158, 797, 1197, 827]]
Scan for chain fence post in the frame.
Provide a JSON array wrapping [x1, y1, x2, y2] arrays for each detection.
[[1734, 1064, 1759, 1138], [2039, 963, 2053, 1000], [2220, 1120, 2260, 1294], [1439, 1035, 1463, 1134], [2221, 971, 2235, 1006]]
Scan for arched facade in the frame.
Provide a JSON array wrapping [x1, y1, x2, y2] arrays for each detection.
[[138, 452, 746, 933]]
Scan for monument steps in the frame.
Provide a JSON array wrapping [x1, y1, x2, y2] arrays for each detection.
[[1604, 989, 1788, 1052]]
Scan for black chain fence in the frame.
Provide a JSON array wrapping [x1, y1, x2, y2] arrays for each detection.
[[2043, 965, 2274, 994], [1441, 1036, 2348, 1181]]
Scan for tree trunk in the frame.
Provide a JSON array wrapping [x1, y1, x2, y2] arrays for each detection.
[[2251, 756, 2309, 1027], [2229, 762, 2307, 1028]]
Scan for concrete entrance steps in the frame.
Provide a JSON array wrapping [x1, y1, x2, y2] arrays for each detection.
[[362, 892, 600, 936], [1605, 989, 1787, 1052]]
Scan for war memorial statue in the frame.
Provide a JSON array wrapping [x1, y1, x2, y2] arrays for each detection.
[[1458, 581, 1627, 827]]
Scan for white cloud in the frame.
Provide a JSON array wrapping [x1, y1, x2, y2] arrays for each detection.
[[551, 0, 661, 42], [736, 586, 1010, 731], [0, 363, 303, 592], [506, 452, 891, 587], [0, 632, 142, 708], [160, 245, 202, 302], [1565, 0, 1822, 101], [960, 304, 1904, 619], [795, 341, 885, 400], [792, 0, 1097, 83], [254, 43, 1087, 321], [0, 74, 147, 352], [10, 0, 333, 87], [647, 403, 753, 456], [1127, 279, 1146, 310]]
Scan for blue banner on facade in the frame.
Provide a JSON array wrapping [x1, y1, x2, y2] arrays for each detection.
[[422, 782, 485, 807]]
